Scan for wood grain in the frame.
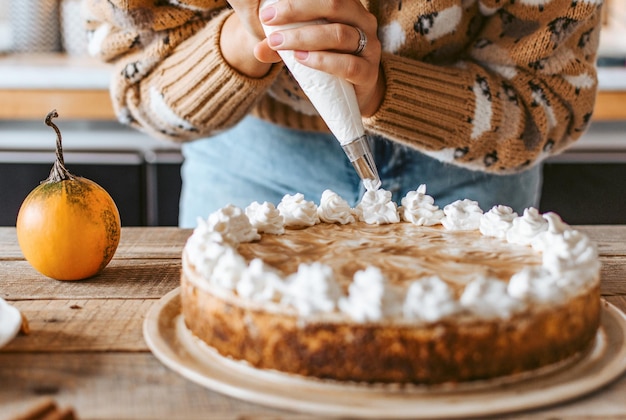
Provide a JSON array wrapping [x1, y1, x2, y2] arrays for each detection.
[[0, 260, 180, 300], [0, 354, 305, 420], [0, 227, 191, 261], [3, 299, 156, 352]]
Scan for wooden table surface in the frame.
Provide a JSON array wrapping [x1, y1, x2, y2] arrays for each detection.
[[1, 226, 625, 419]]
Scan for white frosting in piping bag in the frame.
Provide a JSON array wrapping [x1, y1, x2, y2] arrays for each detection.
[[261, 0, 380, 189]]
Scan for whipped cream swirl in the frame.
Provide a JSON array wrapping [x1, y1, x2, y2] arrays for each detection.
[[441, 199, 483, 230], [479, 205, 518, 239], [534, 213, 600, 284], [339, 267, 401, 322], [245, 201, 285, 234], [211, 245, 251, 290], [236, 258, 283, 302], [399, 184, 444, 226], [186, 220, 238, 282], [403, 276, 460, 322], [460, 277, 525, 319], [282, 262, 343, 316], [506, 207, 548, 246], [355, 189, 400, 225], [204, 204, 260, 245], [508, 267, 565, 303], [530, 212, 571, 253], [277, 193, 320, 228], [317, 189, 355, 224]]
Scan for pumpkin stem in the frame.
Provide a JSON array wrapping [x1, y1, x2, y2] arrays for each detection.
[[44, 110, 73, 183]]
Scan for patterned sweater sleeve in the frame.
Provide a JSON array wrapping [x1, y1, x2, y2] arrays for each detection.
[[364, 0, 602, 173], [83, 1, 283, 141]]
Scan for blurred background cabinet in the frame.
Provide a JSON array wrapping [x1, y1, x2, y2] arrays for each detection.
[[539, 121, 626, 225], [0, 150, 146, 226]]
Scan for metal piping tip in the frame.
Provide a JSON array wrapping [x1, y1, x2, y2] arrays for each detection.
[[341, 135, 381, 191]]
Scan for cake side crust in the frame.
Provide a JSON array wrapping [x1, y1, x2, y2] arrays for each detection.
[[180, 269, 601, 385]]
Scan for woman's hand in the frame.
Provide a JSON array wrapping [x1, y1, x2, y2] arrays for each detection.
[[256, 0, 385, 117]]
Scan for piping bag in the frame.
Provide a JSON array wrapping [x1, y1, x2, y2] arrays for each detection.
[[261, 0, 381, 191]]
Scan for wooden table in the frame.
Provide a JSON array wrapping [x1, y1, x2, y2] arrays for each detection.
[[1, 226, 625, 419]]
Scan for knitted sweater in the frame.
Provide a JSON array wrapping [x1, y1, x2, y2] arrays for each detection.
[[83, 0, 603, 173]]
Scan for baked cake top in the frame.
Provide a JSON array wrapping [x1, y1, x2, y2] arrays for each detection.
[[183, 185, 600, 325]]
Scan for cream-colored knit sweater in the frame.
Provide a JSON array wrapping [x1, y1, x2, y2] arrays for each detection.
[[83, 0, 602, 173]]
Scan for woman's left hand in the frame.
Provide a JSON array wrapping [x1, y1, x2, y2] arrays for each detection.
[[255, 0, 385, 117]]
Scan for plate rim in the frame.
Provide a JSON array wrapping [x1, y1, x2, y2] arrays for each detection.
[[143, 288, 626, 418], [0, 298, 23, 348]]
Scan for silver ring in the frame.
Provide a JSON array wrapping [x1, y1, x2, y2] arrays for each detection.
[[353, 27, 367, 56]]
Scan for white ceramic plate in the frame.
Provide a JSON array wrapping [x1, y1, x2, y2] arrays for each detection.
[[0, 297, 23, 348], [144, 288, 626, 418]]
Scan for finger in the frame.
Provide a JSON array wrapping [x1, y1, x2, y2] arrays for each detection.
[[254, 41, 283, 64], [293, 50, 374, 87], [261, 0, 365, 28], [267, 23, 374, 57], [352, 26, 367, 57]]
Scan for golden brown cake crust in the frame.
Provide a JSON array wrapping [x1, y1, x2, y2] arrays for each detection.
[[180, 216, 602, 385], [181, 267, 601, 385]]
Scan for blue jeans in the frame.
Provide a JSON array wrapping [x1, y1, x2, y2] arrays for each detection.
[[179, 116, 542, 227]]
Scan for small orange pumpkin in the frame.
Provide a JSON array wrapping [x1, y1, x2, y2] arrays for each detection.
[[16, 110, 121, 281]]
